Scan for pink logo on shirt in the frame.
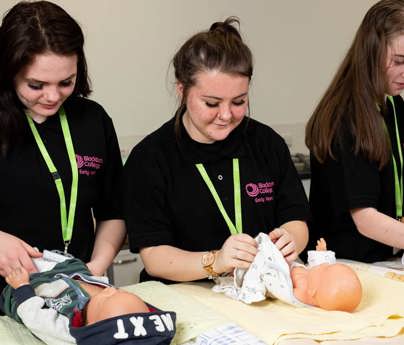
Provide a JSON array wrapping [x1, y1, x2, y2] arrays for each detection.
[[76, 154, 103, 176], [245, 181, 274, 203], [245, 183, 260, 197]]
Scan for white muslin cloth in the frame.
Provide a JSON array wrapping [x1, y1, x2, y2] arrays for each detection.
[[212, 233, 302, 306], [213, 232, 336, 306]]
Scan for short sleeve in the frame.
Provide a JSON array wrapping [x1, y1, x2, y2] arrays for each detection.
[[273, 139, 310, 225], [123, 142, 174, 252], [92, 114, 124, 221]]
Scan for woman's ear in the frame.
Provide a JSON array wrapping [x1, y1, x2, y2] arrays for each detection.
[[176, 82, 184, 99]]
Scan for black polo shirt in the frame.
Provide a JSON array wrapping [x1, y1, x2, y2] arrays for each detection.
[[308, 95, 404, 262], [0, 96, 123, 291], [124, 115, 309, 282]]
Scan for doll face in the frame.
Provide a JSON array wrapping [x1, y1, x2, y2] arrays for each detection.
[[291, 266, 312, 304], [179, 70, 249, 143], [292, 264, 328, 306], [14, 52, 77, 123], [85, 287, 149, 325], [385, 34, 404, 96]]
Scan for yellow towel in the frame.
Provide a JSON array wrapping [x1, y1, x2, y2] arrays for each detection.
[[172, 265, 404, 344], [0, 315, 43, 344]]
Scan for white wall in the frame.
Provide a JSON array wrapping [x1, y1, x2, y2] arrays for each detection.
[[0, 0, 378, 153]]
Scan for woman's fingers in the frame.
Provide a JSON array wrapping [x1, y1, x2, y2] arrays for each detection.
[[233, 241, 258, 257], [19, 251, 38, 273], [0, 232, 41, 276], [232, 247, 256, 263], [269, 227, 298, 261], [217, 234, 258, 272]]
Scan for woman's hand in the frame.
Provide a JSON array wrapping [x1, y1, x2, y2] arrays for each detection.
[[269, 227, 297, 263], [214, 233, 258, 274], [0, 231, 42, 277]]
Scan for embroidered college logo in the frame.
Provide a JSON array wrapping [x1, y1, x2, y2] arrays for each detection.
[[76, 154, 103, 176], [245, 181, 275, 203]]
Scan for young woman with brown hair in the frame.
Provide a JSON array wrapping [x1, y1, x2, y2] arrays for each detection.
[[306, 0, 404, 262], [124, 17, 309, 283], [0, 1, 125, 292]]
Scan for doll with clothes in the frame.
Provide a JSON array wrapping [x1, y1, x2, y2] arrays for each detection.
[[0, 250, 176, 345], [213, 234, 362, 312]]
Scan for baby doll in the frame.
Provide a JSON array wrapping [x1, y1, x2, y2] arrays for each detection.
[[1, 251, 176, 345], [291, 239, 362, 312], [213, 234, 362, 312]]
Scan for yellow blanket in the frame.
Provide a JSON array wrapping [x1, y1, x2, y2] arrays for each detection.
[[0, 315, 43, 345], [172, 265, 404, 344]]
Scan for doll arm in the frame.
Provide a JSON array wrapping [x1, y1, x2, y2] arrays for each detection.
[[11, 285, 75, 343], [307, 238, 336, 267], [5, 267, 30, 289], [315, 238, 327, 251]]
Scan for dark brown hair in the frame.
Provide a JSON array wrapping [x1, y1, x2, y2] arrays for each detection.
[[172, 16, 253, 132], [0, 0, 91, 156], [305, 0, 404, 168]]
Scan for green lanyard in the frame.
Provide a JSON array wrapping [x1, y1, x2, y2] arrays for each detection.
[[196, 158, 242, 235], [387, 96, 403, 219], [27, 107, 78, 253]]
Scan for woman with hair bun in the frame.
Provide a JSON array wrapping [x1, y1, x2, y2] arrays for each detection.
[[124, 17, 309, 283], [0, 1, 125, 292]]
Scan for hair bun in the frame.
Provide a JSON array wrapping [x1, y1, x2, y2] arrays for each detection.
[[209, 16, 242, 40]]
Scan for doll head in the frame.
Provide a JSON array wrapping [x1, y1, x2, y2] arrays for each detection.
[[291, 263, 362, 312], [85, 287, 150, 325]]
